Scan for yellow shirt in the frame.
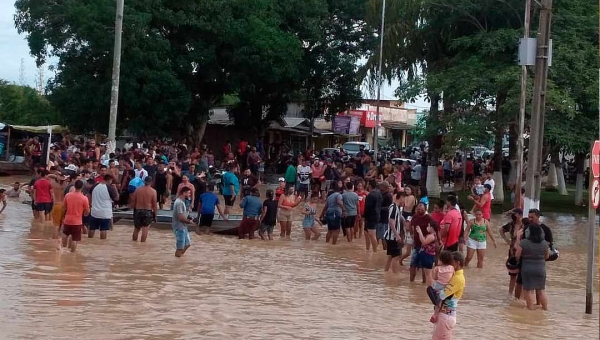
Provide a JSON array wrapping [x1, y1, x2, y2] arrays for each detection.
[[439, 269, 465, 310]]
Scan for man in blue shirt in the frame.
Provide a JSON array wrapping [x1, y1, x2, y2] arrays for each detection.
[[196, 191, 227, 234], [222, 163, 240, 217], [238, 187, 262, 239]]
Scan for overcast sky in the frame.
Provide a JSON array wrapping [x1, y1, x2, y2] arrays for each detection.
[[1, 1, 428, 111]]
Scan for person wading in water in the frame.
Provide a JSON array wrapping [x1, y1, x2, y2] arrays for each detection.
[[172, 187, 193, 257], [129, 176, 158, 242], [60, 180, 90, 252]]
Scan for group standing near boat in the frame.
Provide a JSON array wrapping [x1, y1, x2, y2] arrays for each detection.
[[12, 137, 559, 340]]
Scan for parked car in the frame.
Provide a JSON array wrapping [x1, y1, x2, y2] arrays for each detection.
[[391, 158, 416, 167], [342, 142, 371, 157]]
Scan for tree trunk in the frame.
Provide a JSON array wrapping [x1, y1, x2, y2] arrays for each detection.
[[574, 153, 585, 205], [193, 120, 208, 149], [426, 92, 441, 198], [556, 166, 568, 196], [492, 92, 506, 204], [545, 150, 559, 191]]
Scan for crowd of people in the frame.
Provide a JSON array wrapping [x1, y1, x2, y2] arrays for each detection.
[[16, 137, 558, 340]]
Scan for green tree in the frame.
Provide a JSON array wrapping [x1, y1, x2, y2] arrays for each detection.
[[0, 80, 59, 125]]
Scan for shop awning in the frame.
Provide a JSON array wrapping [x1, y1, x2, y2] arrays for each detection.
[[0, 123, 66, 134], [381, 121, 414, 130]]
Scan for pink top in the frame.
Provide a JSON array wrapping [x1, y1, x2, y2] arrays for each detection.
[[433, 265, 455, 286], [481, 192, 492, 220]]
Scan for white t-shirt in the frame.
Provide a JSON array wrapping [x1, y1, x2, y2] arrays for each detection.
[[484, 178, 495, 200], [91, 183, 114, 219], [411, 164, 422, 181], [297, 165, 312, 185], [134, 168, 148, 180]]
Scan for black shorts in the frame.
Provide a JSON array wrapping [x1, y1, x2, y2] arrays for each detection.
[[34, 202, 53, 214], [298, 183, 309, 196], [223, 195, 236, 206], [445, 243, 459, 252], [342, 216, 357, 229], [200, 214, 214, 227], [516, 272, 523, 284], [134, 209, 154, 228], [386, 239, 401, 257], [62, 225, 82, 242], [365, 219, 377, 231], [466, 174, 474, 182]]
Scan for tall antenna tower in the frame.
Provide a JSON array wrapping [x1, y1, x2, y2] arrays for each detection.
[[35, 65, 44, 94], [19, 58, 26, 85]]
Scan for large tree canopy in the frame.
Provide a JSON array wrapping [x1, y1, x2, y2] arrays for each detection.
[[15, 0, 372, 141]]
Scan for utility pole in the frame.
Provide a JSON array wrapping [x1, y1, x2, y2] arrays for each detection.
[[586, 0, 600, 315], [515, 0, 532, 209], [107, 0, 125, 145], [373, 0, 386, 160], [524, 0, 552, 213]]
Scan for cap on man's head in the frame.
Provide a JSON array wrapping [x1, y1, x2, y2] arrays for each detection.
[[278, 177, 285, 182], [144, 176, 153, 184], [484, 184, 492, 190]]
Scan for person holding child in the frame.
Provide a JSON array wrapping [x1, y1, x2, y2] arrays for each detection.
[[431, 252, 466, 340]]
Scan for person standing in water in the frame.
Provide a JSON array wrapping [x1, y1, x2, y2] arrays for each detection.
[[172, 187, 193, 257], [238, 187, 262, 239], [355, 181, 367, 239], [197, 189, 228, 235], [33, 170, 54, 222], [259, 189, 278, 240], [89, 174, 119, 240], [320, 184, 345, 245], [60, 180, 90, 252], [301, 191, 322, 241], [463, 208, 497, 268], [500, 209, 524, 296], [363, 179, 382, 252], [278, 187, 302, 238], [383, 192, 405, 273], [129, 176, 158, 242], [341, 182, 359, 242], [431, 252, 466, 340]]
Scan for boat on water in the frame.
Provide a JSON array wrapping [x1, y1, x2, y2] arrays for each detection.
[[112, 208, 242, 235]]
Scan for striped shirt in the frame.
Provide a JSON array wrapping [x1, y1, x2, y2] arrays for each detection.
[[383, 203, 405, 241]]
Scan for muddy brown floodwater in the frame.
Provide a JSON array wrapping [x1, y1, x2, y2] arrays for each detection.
[[0, 177, 597, 339]]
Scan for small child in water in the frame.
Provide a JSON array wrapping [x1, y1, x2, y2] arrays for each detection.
[[427, 250, 455, 323]]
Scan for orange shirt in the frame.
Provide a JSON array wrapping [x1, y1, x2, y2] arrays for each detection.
[[63, 192, 89, 226]]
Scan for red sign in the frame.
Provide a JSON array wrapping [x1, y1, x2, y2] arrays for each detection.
[[592, 140, 600, 178], [344, 110, 380, 128]]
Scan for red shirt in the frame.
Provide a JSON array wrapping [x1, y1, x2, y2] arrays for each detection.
[[63, 192, 89, 226], [430, 211, 445, 226], [275, 187, 285, 202], [465, 160, 474, 175], [441, 208, 462, 247], [411, 213, 433, 248], [94, 176, 104, 183], [481, 192, 492, 220], [357, 190, 367, 215], [33, 178, 53, 203]]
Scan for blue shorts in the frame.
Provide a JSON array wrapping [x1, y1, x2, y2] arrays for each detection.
[[376, 223, 387, 240], [174, 228, 191, 250], [325, 210, 341, 231], [410, 247, 435, 269], [89, 217, 111, 231], [34, 202, 53, 214], [302, 216, 315, 228]]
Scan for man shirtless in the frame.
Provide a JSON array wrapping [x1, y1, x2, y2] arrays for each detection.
[[48, 174, 68, 244], [129, 176, 158, 242]]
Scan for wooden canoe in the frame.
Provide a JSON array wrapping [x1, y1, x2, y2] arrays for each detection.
[[112, 208, 242, 235]]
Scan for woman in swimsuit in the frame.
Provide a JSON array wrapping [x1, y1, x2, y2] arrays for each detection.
[[301, 193, 322, 240], [278, 186, 302, 238]]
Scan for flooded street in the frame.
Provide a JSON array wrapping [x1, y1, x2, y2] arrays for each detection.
[[0, 180, 597, 339]]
